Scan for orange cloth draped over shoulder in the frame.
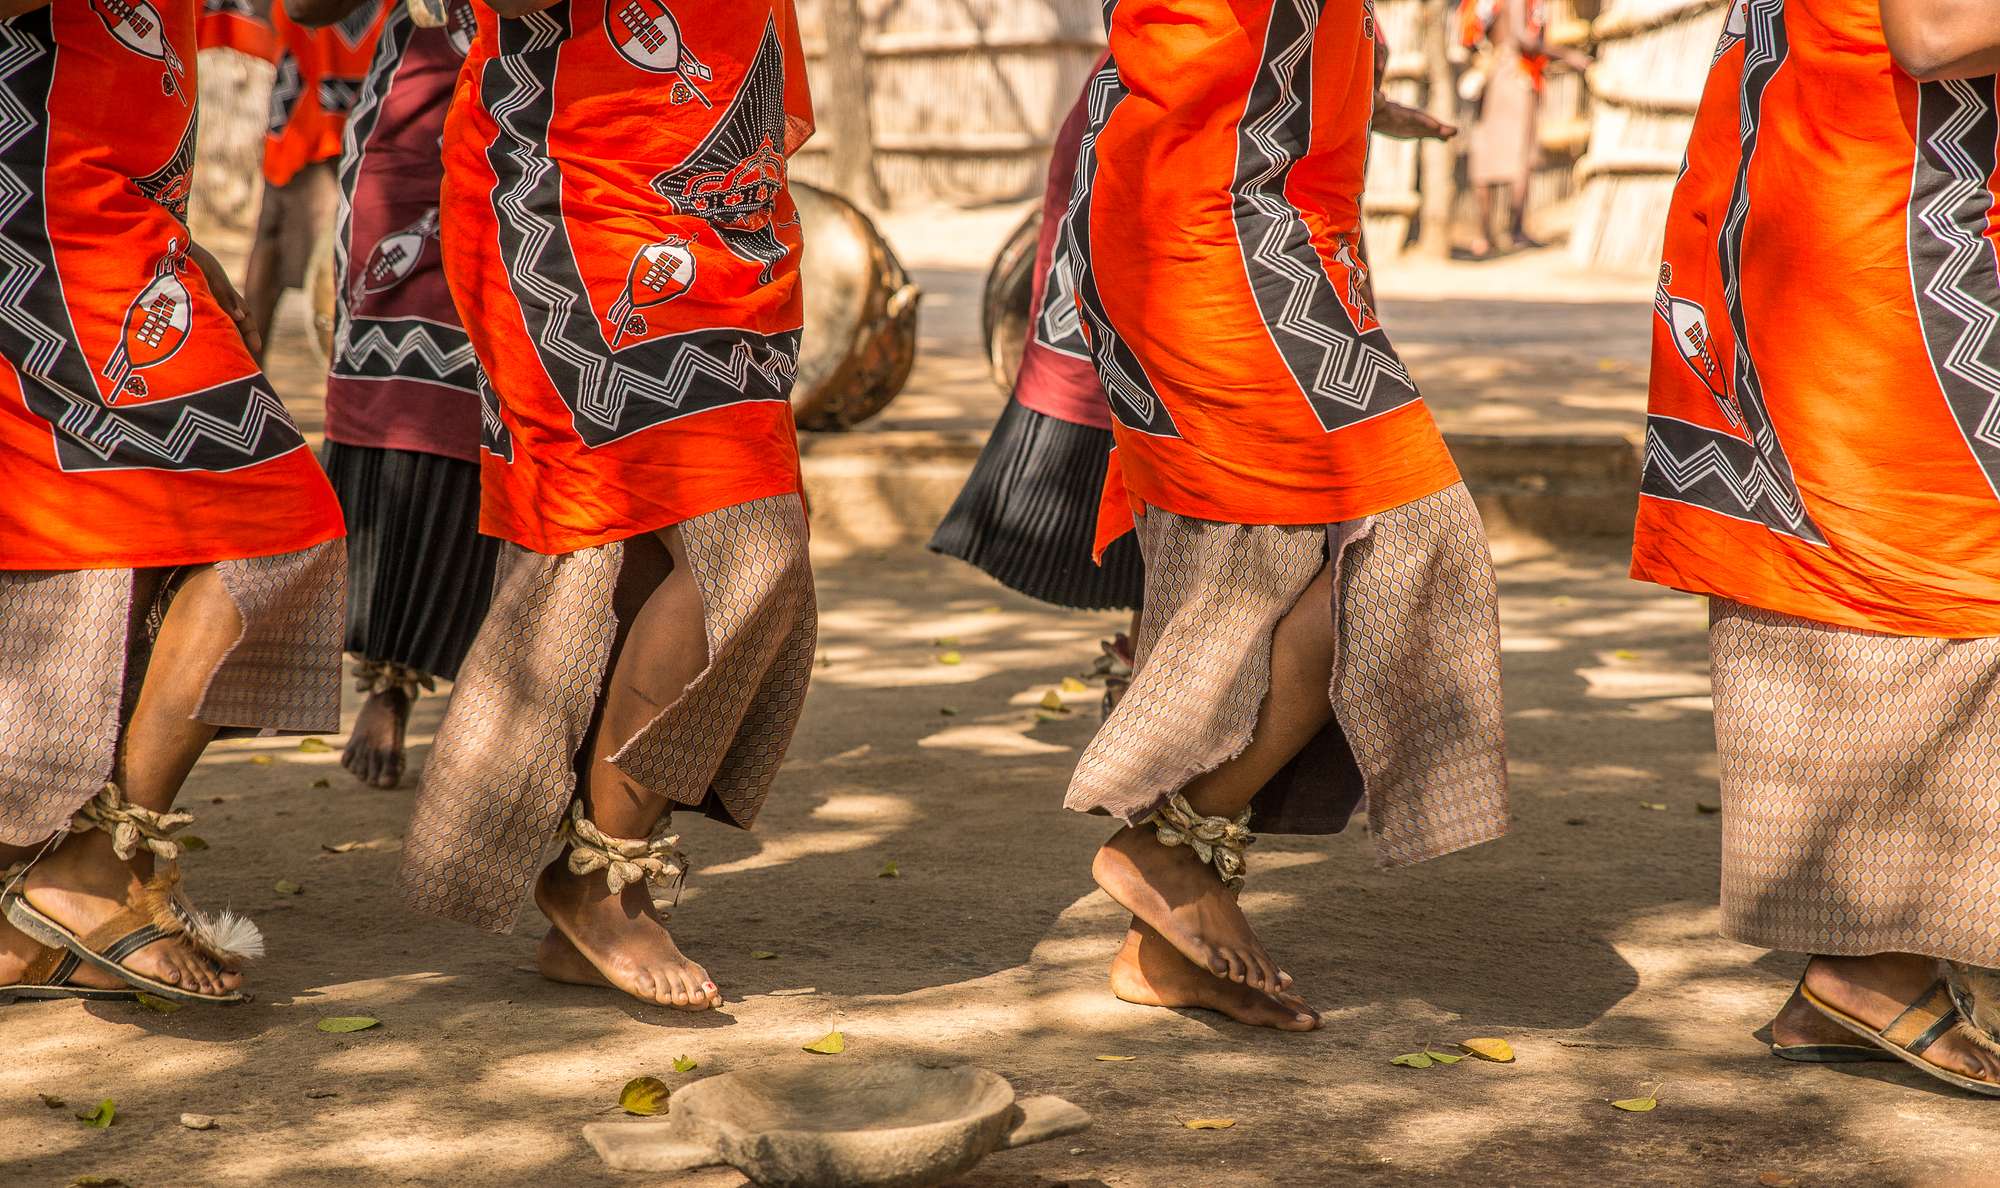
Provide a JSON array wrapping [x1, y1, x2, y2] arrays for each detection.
[[263, 0, 385, 186]]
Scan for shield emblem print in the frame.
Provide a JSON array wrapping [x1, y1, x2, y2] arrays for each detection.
[[89, 0, 188, 104], [1655, 265, 1742, 428], [102, 245, 195, 403], [606, 0, 713, 106], [606, 236, 696, 349], [352, 210, 440, 304]]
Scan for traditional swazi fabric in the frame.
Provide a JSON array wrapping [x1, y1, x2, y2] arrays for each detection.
[[0, 541, 345, 847], [264, 0, 384, 187], [1710, 600, 2000, 966], [1064, 0, 1461, 553], [197, 0, 274, 59], [398, 495, 815, 933], [930, 66, 1145, 612], [325, 0, 480, 462], [441, 0, 816, 555], [0, 0, 344, 571], [1066, 484, 1509, 868], [1632, 0, 2000, 638]]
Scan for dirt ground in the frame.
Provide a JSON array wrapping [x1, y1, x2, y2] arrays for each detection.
[[6, 220, 1996, 1188]]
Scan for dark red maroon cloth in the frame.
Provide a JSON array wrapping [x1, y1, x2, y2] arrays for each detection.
[[1010, 61, 1114, 431], [322, 0, 482, 463]]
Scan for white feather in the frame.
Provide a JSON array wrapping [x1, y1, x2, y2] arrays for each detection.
[[188, 909, 266, 962]]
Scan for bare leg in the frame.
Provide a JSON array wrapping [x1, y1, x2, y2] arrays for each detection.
[[1092, 563, 1337, 1000], [1470, 184, 1497, 258], [341, 684, 412, 789], [534, 527, 723, 1010], [1803, 953, 2000, 1083], [241, 187, 285, 363], [1508, 174, 1543, 249], [21, 567, 245, 996]]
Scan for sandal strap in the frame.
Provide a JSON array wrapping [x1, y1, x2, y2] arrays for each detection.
[[19, 943, 74, 986], [560, 802, 686, 896], [351, 658, 435, 701], [72, 783, 194, 862], [1144, 792, 1253, 889], [1881, 979, 1958, 1055], [102, 923, 175, 966]]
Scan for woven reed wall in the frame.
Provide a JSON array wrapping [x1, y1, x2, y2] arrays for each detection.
[[1569, 0, 1723, 269], [791, 0, 1105, 206]]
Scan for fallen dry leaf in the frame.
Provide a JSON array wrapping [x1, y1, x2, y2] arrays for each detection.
[[1093, 1055, 1137, 1062], [936, 651, 963, 666], [297, 738, 334, 754], [249, 755, 275, 766], [1060, 676, 1088, 694], [1611, 1083, 1662, 1113], [1459, 1037, 1515, 1063], [321, 841, 363, 854], [751, 950, 778, 960], [1756, 1175, 1798, 1188], [619, 1076, 670, 1116], [1390, 1052, 1434, 1069], [75, 1099, 115, 1128], [274, 879, 304, 895], [66, 1178, 126, 1188], [315, 1016, 380, 1034], [304, 1089, 339, 1100], [309, 778, 332, 790], [802, 1030, 846, 1055], [878, 860, 900, 879], [179, 1113, 218, 1131], [38, 1092, 64, 1109], [937, 706, 959, 717], [1183, 1118, 1236, 1130], [933, 636, 960, 647], [135, 993, 181, 1015], [769, 987, 817, 997], [1696, 802, 1721, 815], [177, 835, 209, 853], [1639, 802, 1668, 812], [671, 1055, 698, 1074], [1038, 689, 1066, 711]]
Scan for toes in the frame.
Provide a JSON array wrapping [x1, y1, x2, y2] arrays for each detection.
[[1221, 950, 1248, 984]]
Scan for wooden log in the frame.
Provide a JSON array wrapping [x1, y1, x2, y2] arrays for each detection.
[[815, 0, 886, 209]]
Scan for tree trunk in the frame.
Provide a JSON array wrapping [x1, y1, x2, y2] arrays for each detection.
[[817, 0, 886, 210], [1415, 0, 1459, 258]]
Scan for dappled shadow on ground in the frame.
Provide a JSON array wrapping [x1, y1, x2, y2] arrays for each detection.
[[6, 548, 1995, 1188]]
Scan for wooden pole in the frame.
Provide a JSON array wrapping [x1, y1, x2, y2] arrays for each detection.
[[1414, 0, 1459, 258], [817, 0, 887, 210]]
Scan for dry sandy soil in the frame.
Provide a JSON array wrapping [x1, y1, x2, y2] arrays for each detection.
[[5, 221, 1994, 1188]]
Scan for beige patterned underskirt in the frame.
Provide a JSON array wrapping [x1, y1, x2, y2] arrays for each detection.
[[1711, 599, 2000, 966], [0, 541, 346, 846], [397, 495, 817, 934], [1065, 483, 1510, 867]]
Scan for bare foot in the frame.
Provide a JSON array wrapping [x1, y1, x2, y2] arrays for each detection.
[[20, 832, 241, 998], [1769, 981, 1882, 1050], [534, 861, 720, 1010], [1108, 919, 1319, 1032], [1804, 953, 2000, 1085], [342, 687, 411, 789], [1093, 825, 1284, 994]]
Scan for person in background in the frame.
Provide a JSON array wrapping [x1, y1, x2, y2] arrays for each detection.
[[1462, 0, 1588, 257]]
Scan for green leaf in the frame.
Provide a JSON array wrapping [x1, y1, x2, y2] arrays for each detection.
[[315, 1016, 380, 1034], [1389, 1052, 1434, 1069], [298, 737, 334, 753], [75, 1099, 115, 1128], [937, 706, 959, 717], [38, 1092, 65, 1109], [1425, 1049, 1464, 1065], [802, 1030, 846, 1055], [878, 861, 899, 879], [177, 835, 210, 853], [274, 879, 304, 895], [619, 1076, 670, 1116], [1611, 1096, 1658, 1112], [135, 992, 182, 1014], [671, 1055, 698, 1074]]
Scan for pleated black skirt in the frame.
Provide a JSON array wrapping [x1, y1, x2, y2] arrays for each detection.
[[321, 442, 499, 681], [930, 398, 1145, 612]]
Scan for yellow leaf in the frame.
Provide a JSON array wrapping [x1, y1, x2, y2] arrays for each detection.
[[135, 992, 182, 1014], [250, 755, 275, 766], [619, 1075, 670, 1116], [298, 737, 334, 753], [67, 1178, 126, 1188], [38, 1092, 64, 1109], [980, 605, 1001, 614], [937, 706, 959, 717], [1060, 676, 1089, 694], [1612, 649, 1639, 661], [1611, 1096, 1659, 1113], [178, 835, 209, 853], [1039, 690, 1065, 711], [315, 1016, 380, 1034], [1093, 1055, 1136, 1062], [671, 1055, 699, 1074], [878, 860, 899, 879], [274, 879, 304, 895], [751, 950, 778, 960], [1639, 802, 1667, 812], [322, 841, 362, 854], [1389, 1052, 1434, 1069], [802, 1030, 846, 1055], [1183, 1118, 1236, 1130], [1459, 1037, 1515, 1063], [75, 1099, 115, 1128], [936, 651, 963, 666]]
